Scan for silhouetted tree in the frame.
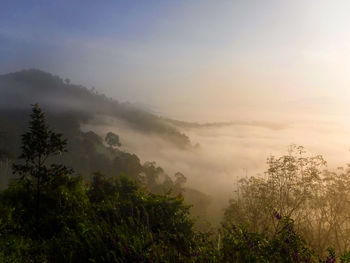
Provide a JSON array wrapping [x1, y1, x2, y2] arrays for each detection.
[[105, 131, 121, 148], [12, 104, 73, 234], [174, 172, 187, 187]]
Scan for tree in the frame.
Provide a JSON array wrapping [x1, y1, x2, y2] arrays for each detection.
[[174, 172, 187, 187], [223, 145, 350, 255], [225, 145, 325, 230], [174, 172, 187, 193], [12, 104, 73, 234], [105, 131, 121, 148], [220, 214, 315, 262]]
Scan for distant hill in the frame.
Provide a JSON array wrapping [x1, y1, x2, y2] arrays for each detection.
[[0, 69, 191, 149], [164, 118, 287, 130]]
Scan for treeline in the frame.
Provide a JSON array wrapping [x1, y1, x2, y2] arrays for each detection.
[[1, 106, 350, 262]]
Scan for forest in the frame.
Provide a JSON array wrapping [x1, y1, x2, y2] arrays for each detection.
[[1, 71, 350, 262]]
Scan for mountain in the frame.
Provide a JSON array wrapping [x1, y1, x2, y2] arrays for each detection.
[[0, 69, 191, 149]]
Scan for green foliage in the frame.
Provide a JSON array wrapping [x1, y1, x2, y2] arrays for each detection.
[[4, 105, 350, 262], [220, 214, 314, 262], [0, 105, 216, 262], [83, 173, 219, 262], [0, 172, 216, 262], [340, 251, 350, 263]]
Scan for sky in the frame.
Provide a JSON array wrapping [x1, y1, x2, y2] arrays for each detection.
[[1, 0, 350, 121]]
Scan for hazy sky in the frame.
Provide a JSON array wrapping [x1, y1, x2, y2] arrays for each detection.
[[1, 0, 350, 121]]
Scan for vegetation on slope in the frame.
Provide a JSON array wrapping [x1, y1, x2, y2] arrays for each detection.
[[2, 105, 350, 262]]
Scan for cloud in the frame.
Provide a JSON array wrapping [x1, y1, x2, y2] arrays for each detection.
[[82, 112, 350, 224]]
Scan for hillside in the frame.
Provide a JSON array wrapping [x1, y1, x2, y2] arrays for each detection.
[[0, 69, 191, 149], [0, 70, 211, 223]]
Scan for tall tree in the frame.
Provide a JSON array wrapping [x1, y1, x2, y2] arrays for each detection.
[[12, 104, 73, 234]]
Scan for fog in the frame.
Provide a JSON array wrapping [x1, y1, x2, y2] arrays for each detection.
[[82, 111, 350, 222]]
